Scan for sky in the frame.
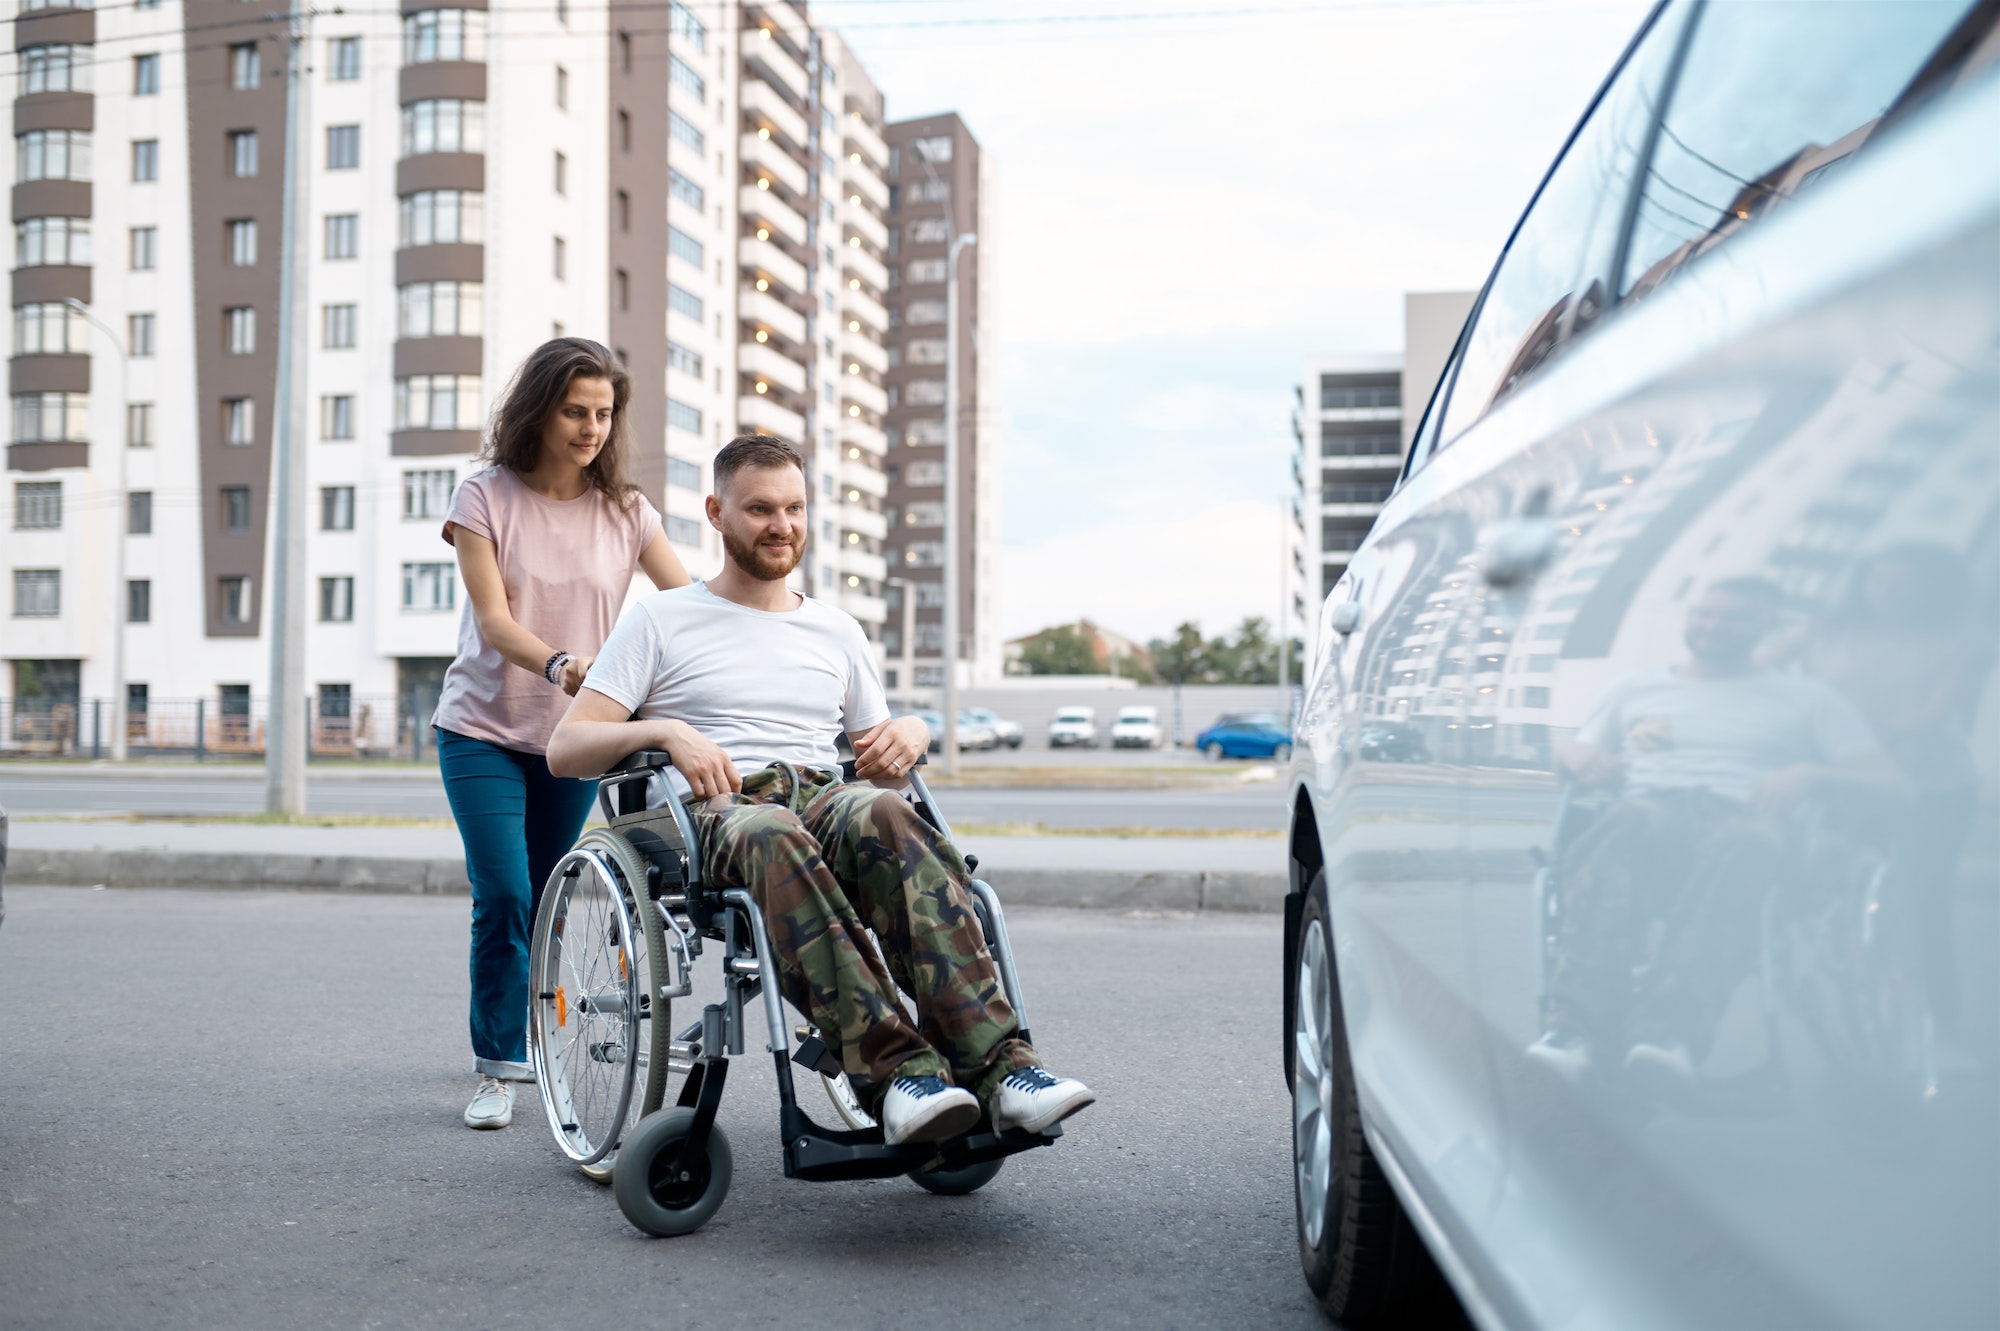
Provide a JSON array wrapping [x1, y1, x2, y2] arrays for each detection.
[[825, 0, 1655, 644]]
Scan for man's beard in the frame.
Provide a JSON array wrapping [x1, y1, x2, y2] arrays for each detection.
[[722, 524, 806, 582]]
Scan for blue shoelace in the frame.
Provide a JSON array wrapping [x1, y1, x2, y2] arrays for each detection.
[[1003, 1068, 1059, 1093]]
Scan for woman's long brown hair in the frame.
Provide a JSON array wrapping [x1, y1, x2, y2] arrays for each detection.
[[480, 338, 638, 503]]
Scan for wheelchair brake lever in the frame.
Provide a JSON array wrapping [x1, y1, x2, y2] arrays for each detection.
[[654, 899, 696, 1000]]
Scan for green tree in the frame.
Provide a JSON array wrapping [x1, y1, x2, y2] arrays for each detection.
[[1016, 624, 1098, 675], [1148, 621, 1209, 745]]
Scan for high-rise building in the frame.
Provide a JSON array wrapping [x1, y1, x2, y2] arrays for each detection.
[[880, 112, 998, 696], [0, 0, 935, 743]]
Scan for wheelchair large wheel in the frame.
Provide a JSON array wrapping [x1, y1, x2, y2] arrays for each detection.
[[613, 1107, 734, 1237], [529, 844, 646, 1170], [909, 1157, 1003, 1196], [571, 829, 675, 1182]]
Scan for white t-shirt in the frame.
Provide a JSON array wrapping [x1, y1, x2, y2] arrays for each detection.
[[583, 581, 891, 795], [1573, 666, 1878, 805]]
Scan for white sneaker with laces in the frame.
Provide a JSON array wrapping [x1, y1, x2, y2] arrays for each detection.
[[464, 1075, 514, 1129], [880, 1075, 981, 1145], [990, 1067, 1095, 1136]]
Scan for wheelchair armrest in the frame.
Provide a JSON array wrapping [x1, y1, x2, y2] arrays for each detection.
[[602, 748, 675, 778]]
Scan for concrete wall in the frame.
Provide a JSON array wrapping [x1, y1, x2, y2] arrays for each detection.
[[956, 683, 1290, 748]]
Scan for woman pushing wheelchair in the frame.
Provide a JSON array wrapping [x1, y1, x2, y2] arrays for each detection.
[[547, 434, 1094, 1146]]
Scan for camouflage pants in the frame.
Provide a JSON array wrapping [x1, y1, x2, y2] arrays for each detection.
[[689, 763, 1039, 1111]]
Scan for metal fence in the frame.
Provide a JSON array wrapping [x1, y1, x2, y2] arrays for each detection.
[[0, 695, 445, 762]]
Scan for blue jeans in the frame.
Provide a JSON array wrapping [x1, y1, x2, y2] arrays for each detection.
[[437, 727, 599, 1079]]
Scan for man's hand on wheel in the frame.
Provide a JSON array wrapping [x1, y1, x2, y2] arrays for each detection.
[[662, 720, 741, 799], [851, 715, 930, 783]]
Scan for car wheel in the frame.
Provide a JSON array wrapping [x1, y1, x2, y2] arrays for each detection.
[[1204, 741, 1224, 760], [1294, 871, 1455, 1324], [1274, 743, 1292, 763]]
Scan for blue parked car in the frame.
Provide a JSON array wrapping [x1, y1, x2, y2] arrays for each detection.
[[1193, 712, 1291, 761]]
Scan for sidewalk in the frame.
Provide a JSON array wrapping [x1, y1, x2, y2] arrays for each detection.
[[6, 818, 1286, 913]]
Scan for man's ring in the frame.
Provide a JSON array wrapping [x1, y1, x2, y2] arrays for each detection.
[[891, 759, 901, 772]]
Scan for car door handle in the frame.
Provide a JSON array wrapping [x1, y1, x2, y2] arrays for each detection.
[[1478, 518, 1558, 588]]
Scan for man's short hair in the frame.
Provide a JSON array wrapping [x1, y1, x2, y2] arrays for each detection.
[[714, 434, 806, 494]]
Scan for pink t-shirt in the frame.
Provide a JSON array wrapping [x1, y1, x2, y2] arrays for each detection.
[[432, 465, 661, 754]]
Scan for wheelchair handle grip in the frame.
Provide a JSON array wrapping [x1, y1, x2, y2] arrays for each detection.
[[601, 748, 675, 777]]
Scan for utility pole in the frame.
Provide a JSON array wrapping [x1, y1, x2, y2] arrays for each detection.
[[265, 0, 314, 814], [941, 230, 976, 777], [65, 300, 128, 760], [887, 576, 917, 711]]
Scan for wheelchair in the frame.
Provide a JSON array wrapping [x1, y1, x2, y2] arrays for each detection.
[[524, 749, 1060, 1237]]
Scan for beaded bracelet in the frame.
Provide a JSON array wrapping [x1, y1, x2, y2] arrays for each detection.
[[544, 651, 571, 685]]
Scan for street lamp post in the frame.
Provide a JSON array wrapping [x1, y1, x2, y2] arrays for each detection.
[[64, 299, 129, 761], [885, 576, 918, 712], [941, 230, 975, 777]]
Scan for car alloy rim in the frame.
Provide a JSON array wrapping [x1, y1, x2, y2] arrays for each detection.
[[1294, 920, 1335, 1249]]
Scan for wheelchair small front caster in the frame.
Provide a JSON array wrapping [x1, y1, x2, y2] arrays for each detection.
[[908, 1157, 1004, 1196], [613, 1108, 734, 1236]]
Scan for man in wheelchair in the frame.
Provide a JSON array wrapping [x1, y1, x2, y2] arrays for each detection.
[[547, 434, 1094, 1147]]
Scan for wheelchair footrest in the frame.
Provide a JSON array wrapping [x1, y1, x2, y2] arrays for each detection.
[[780, 1108, 1061, 1182]]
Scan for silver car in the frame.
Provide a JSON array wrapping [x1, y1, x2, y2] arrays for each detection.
[[1285, 3, 1999, 1326]]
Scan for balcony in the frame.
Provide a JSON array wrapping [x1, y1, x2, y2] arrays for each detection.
[[742, 288, 807, 345], [749, 2, 810, 55], [742, 131, 809, 198], [744, 30, 809, 103], [839, 546, 889, 583], [841, 288, 888, 335], [844, 205, 888, 251], [840, 421, 888, 458], [842, 376, 888, 417], [738, 393, 804, 444], [843, 113, 888, 171], [740, 235, 808, 298], [741, 184, 807, 246], [841, 590, 888, 623], [742, 77, 810, 152], [843, 164, 890, 212], [840, 455, 888, 499], [839, 329, 886, 375], [840, 504, 889, 542], [741, 339, 807, 395], [842, 246, 888, 294]]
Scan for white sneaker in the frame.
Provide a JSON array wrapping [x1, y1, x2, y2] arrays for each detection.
[[463, 1076, 513, 1129], [1624, 1041, 1695, 1081], [880, 1075, 981, 1146], [990, 1067, 1095, 1136], [1525, 1034, 1592, 1084]]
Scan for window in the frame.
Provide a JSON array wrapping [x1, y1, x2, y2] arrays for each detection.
[[329, 35, 361, 81], [319, 576, 354, 622], [219, 576, 253, 625], [127, 403, 154, 448], [399, 191, 482, 245], [667, 398, 701, 434], [668, 53, 705, 100], [1620, 2, 1972, 305], [1523, 686, 1552, 709], [221, 485, 252, 532], [555, 64, 568, 109], [402, 469, 454, 519], [129, 225, 156, 270], [665, 514, 704, 546], [906, 179, 949, 204], [615, 268, 629, 311], [395, 374, 481, 429], [905, 379, 946, 406], [902, 500, 944, 528], [400, 100, 486, 158], [904, 459, 945, 487], [905, 259, 947, 285], [617, 189, 630, 233], [1321, 421, 1400, 456], [1436, 6, 1686, 446], [17, 217, 89, 267], [903, 541, 944, 568], [127, 312, 155, 358], [616, 30, 629, 71], [321, 394, 354, 440], [14, 303, 87, 355], [130, 138, 157, 181], [133, 53, 160, 96], [224, 397, 255, 445], [915, 583, 947, 610], [667, 339, 702, 376], [552, 235, 566, 280], [904, 299, 946, 325], [403, 9, 487, 64], [227, 218, 257, 266], [222, 306, 254, 354], [324, 213, 358, 259], [13, 392, 87, 443], [903, 339, 946, 366], [668, 225, 702, 266], [553, 150, 566, 195], [667, 457, 701, 491], [128, 490, 151, 534], [321, 485, 355, 530], [14, 482, 61, 529], [322, 303, 356, 349], [667, 167, 703, 210], [617, 109, 631, 152], [668, 109, 704, 153], [909, 218, 951, 245], [19, 131, 92, 182], [910, 134, 953, 164], [670, 0, 707, 52], [401, 561, 456, 612], [1320, 375, 1400, 409], [222, 129, 257, 179], [398, 280, 482, 337], [230, 42, 259, 90], [23, 44, 90, 94], [325, 124, 360, 170], [668, 283, 702, 320], [13, 570, 59, 618], [905, 418, 945, 446]]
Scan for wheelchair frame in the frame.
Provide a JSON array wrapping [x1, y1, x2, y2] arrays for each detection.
[[527, 749, 1059, 1236]]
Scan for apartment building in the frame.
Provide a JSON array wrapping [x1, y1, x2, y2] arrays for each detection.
[[880, 112, 999, 695], [0, 0, 910, 742]]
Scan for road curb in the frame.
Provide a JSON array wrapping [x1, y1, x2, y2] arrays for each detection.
[[8, 848, 1284, 913]]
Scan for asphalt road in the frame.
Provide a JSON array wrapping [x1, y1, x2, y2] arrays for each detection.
[[0, 886, 1334, 1330], [0, 770, 1292, 831]]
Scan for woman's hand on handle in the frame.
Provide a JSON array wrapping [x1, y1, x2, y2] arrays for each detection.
[[557, 654, 594, 697]]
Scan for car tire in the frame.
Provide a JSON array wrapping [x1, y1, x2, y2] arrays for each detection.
[[1204, 742, 1224, 760], [1293, 870, 1456, 1325]]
